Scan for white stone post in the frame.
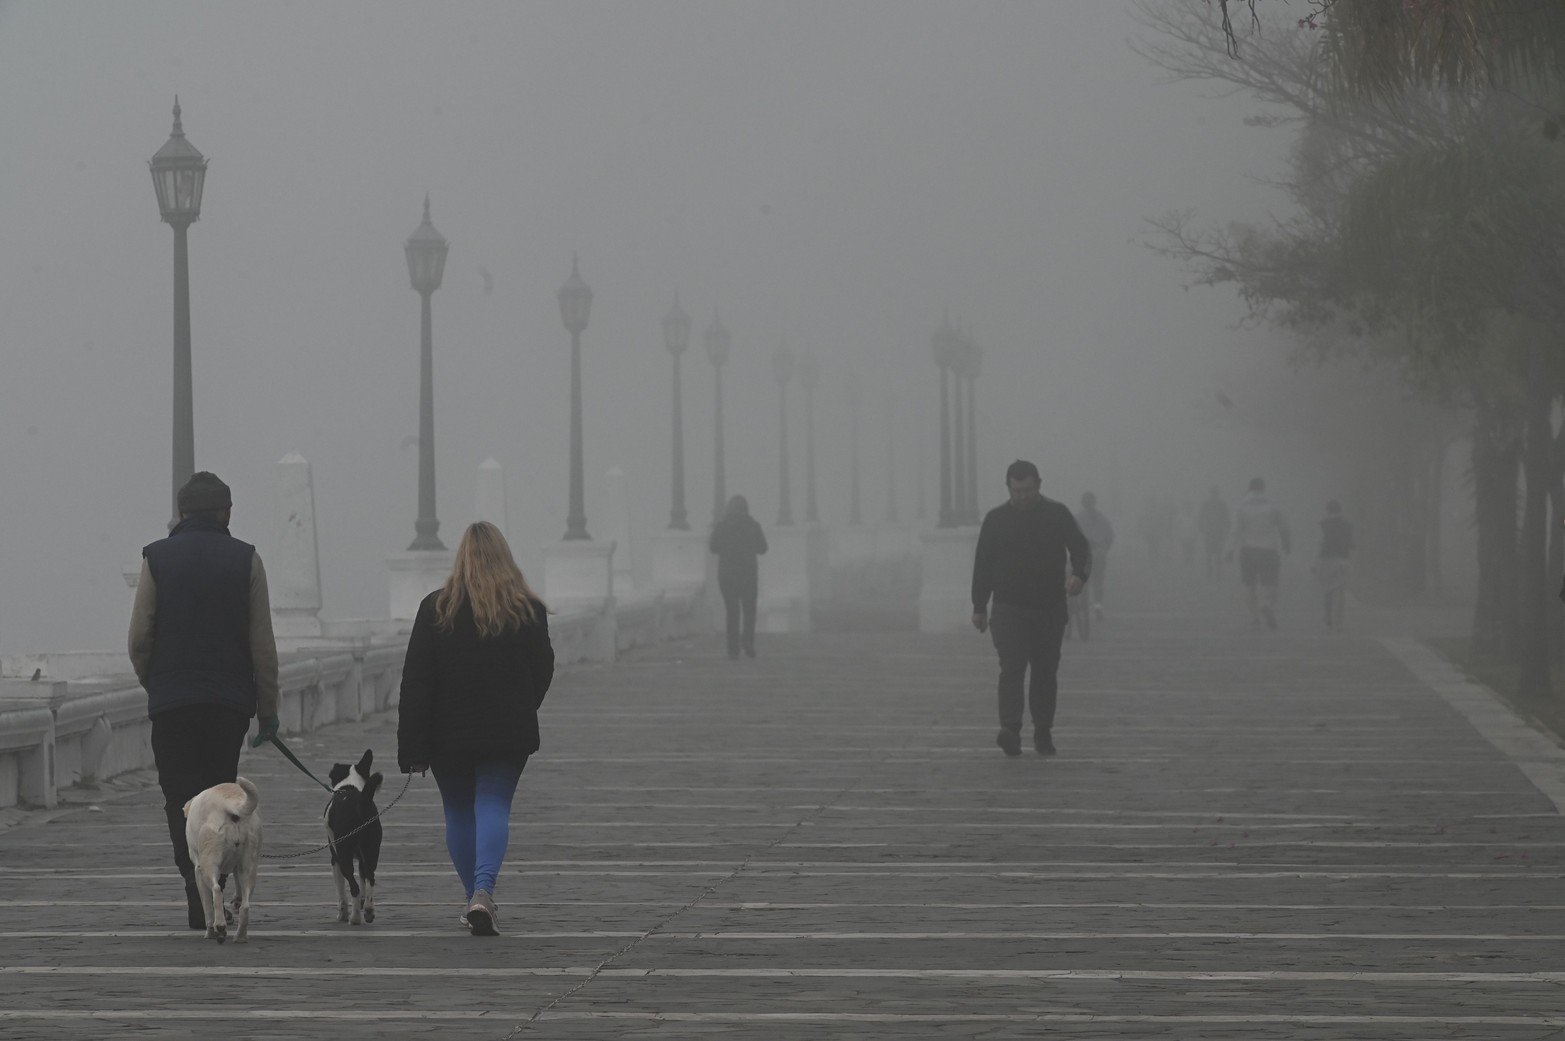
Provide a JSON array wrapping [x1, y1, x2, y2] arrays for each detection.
[[272, 453, 324, 638], [603, 465, 636, 597], [918, 527, 980, 633], [475, 457, 508, 534]]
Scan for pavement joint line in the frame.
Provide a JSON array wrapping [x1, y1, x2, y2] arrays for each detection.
[[12, 966, 1565, 983], [13, 868, 1565, 880], [10, 899, 1558, 910], [9, 1010, 1565, 1025], [25, 835, 1565, 847], [14, 929, 1565, 941]]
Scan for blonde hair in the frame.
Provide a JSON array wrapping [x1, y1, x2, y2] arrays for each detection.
[[435, 522, 545, 637]]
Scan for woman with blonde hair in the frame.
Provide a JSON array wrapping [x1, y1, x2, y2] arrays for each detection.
[[397, 522, 553, 936]]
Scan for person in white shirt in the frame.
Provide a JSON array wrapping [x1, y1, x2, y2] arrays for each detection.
[[1229, 477, 1291, 630]]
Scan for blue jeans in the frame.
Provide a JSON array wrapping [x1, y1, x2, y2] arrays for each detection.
[[432, 759, 524, 899]]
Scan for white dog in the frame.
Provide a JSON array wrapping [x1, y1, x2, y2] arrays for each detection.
[[183, 777, 262, 943]]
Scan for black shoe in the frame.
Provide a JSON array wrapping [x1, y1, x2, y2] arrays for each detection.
[[996, 728, 1022, 757], [1034, 730, 1057, 756], [743, 643, 756, 659], [184, 878, 205, 931], [1261, 606, 1277, 630]]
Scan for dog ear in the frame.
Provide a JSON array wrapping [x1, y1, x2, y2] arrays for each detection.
[[356, 748, 374, 774], [363, 772, 384, 801], [328, 763, 349, 785], [182, 800, 191, 818]]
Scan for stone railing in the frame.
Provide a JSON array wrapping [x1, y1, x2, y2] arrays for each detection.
[[0, 448, 925, 811], [0, 580, 713, 812]]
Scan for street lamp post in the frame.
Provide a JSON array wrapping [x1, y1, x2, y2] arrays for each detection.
[[932, 316, 959, 528], [798, 353, 820, 524], [403, 195, 450, 551], [962, 335, 982, 525], [663, 293, 692, 531], [773, 342, 795, 526], [950, 341, 967, 527], [149, 97, 208, 525], [848, 370, 863, 526], [559, 257, 594, 541], [886, 393, 898, 524], [705, 311, 731, 522]]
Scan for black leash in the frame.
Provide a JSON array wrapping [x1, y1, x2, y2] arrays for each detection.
[[257, 733, 415, 861], [267, 734, 334, 792], [260, 771, 413, 860]]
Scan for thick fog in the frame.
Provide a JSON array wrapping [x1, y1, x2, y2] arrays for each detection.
[[1, 1, 1363, 654]]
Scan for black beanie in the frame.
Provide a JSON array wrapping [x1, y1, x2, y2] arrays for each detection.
[[177, 471, 232, 514]]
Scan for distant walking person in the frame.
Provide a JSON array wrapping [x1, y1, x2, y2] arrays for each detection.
[[1315, 500, 1353, 632], [127, 472, 280, 931], [1230, 477, 1290, 630], [1075, 491, 1115, 619], [972, 460, 1091, 757], [1198, 485, 1231, 579], [397, 522, 554, 937], [709, 495, 768, 658]]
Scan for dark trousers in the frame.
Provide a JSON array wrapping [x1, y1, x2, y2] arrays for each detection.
[[150, 703, 250, 880], [720, 582, 757, 655], [989, 601, 1068, 733]]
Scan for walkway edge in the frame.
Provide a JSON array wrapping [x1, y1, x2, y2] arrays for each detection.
[[1381, 637, 1565, 814]]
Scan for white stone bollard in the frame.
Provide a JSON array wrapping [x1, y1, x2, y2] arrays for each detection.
[[918, 526, 980, 633], [272, 453, 324, 638], [475, 457, 508, 534], [603, 466, 636, 597]]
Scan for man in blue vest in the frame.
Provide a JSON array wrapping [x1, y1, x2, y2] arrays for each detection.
[[128, 472, 280, 929]]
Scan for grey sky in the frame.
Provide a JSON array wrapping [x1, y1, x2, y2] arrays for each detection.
[[0, 1, 1297, 653]]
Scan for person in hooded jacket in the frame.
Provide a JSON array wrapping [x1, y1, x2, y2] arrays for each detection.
[[709, 495, 768, 658], [397, 522, 554, 937]]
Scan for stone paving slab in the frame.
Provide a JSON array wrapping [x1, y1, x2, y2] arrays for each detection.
[[3, 580, 1564, 1039]]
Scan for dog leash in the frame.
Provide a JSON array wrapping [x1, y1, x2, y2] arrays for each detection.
[[260, 771, 413, 860], [266, 734, 334, 792]]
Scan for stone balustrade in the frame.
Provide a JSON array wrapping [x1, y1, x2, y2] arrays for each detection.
[[0, 454, 925, 811], [0, 584, 720, 812]]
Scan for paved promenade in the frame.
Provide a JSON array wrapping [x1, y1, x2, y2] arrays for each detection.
[[3, 577, 1564, 1039]]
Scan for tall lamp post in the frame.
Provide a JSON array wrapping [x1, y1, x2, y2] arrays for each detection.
[[798, 353, 820, 524], [559, 257, 594, 541], [848, 370, 863, 526], [932, 316, 960, 528], [885, 392, 898, 524], [149, 97, 208, 525], [705, 311, 732, 522], [772, 342, 795, 526], [404, 195, 450, 551], [962, 334, 982, 525], [663, 293, 692, 531]]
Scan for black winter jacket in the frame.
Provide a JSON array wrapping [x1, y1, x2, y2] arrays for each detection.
[[972, 496, 1091, 613], [396, 591, 554, 772], [708, 515, 768, 593]]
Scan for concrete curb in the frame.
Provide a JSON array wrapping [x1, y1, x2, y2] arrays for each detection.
[[1381, 636, 1565, 814]]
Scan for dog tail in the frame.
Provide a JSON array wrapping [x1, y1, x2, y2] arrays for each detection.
[[363, 772, 384, 802], [232, 776, 261, 818]]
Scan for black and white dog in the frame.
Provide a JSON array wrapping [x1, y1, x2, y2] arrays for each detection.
[[324, 749, 382, 924]]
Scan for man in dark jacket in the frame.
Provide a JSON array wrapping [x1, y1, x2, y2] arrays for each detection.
[[128, 472, 280, 929], [972, 460, 1091, 757]]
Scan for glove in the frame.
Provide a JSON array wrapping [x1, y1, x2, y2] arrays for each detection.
[[250, 715, 279, 749]]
